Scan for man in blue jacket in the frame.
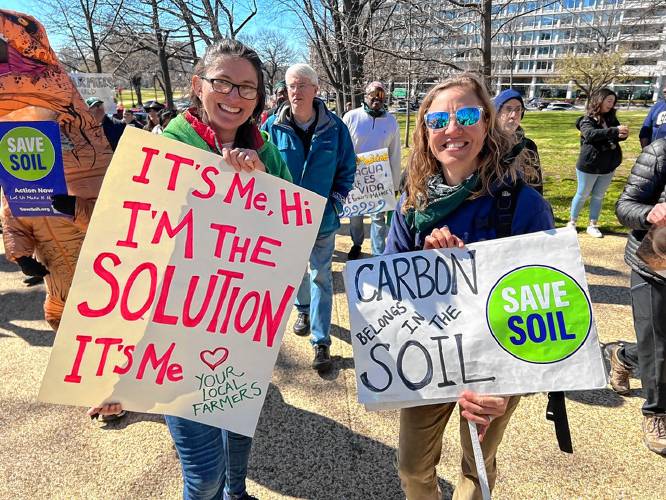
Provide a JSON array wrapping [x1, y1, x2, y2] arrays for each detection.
[[263, 63, 356, 372], [639, 87, 666, 148]]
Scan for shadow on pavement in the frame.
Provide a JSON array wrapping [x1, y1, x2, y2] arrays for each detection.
[[329, 323, 351, 345], [0, 254, 18, 273], [0, 289, 54, 347], [565, 388, 626, 408], [584, 264, 624, 277], [588, 283, 630, 305], [250, 384, 454, 499], [98, 411, 167, 430]]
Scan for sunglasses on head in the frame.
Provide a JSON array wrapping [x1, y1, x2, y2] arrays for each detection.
[[425, 107, 484, 130]]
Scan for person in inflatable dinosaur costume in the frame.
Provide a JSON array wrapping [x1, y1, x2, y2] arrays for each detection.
[[0, 10, 113, 330]]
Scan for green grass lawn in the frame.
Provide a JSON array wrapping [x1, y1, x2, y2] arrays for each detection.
[[395, 110, 646, 233]]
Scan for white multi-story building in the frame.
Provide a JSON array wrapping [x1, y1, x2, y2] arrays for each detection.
[[384, 0, 666, 101]]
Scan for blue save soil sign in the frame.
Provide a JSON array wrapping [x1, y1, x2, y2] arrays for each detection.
[[0, 121, 67, 216]]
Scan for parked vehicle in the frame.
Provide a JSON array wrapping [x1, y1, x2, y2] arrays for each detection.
[[544, 102, 575, 111], [526, 98, 549, 110]]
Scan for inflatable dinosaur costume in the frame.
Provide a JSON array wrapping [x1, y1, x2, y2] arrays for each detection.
[[0, 10, 113, 330]]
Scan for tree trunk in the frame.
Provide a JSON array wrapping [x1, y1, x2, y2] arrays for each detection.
[[81, 0, 103, 73], [481, 0, 492, 89], [150, 0, 174, 108], [134, 83, 143, 106]]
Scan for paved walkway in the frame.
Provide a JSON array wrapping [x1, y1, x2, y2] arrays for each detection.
[[0, 225, 664, 499]]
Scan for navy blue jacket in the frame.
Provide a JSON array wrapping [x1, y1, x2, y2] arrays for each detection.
[[385, 184, 554, 253], [262, 98, 357, 236], [639, 100, 666, 145]]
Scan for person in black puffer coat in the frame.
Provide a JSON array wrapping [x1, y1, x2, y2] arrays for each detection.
[[614, 138, 666, 456], [568, 88, 629, 237]]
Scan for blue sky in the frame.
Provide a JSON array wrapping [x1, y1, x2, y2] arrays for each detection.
[[3, 1, 305, 54]]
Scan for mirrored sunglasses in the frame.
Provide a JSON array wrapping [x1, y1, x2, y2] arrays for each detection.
[[425, 107, 484, 130]]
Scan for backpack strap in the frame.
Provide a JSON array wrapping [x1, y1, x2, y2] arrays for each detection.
[[547, 391, 573, 453], [493, 179, 524, 238]]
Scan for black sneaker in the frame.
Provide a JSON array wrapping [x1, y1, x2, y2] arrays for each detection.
[[226, 492, 259, 500], [293, 313, 310, 336], [347, 244, 362, 260], [312, 344, 332, 372]]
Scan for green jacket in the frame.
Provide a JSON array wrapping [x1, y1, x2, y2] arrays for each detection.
[[162, 114, 292, 182]]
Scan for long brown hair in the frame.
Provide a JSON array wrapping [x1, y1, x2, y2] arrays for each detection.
[[403, 73, 536, 212], [586, 88, 617, 124], [190, 39, 266, 149]]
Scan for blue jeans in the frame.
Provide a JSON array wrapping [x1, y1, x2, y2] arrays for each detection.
[[349, 212, 388, 255], [295, 230, 336, 346], [570, 170, 615, 222], [165, 415, 252, 500]]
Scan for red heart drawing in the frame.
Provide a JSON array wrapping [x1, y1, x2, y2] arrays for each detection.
[[199, 347, 229, 371]]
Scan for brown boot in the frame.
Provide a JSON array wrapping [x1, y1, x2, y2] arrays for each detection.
[[609, 345, 631, 395], [642, 415, 666, 456]]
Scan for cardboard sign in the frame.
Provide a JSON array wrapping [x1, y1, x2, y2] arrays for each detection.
[[38, 127, 325, 436], [70, 73, 116, 113], [344, 229, 607, 410], [341, 148, 396, 217], [0, 121, 67, 216]]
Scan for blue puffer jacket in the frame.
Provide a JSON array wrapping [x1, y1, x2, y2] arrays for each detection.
[[263, 98, 357, 235], [385, 183, 554, 253]]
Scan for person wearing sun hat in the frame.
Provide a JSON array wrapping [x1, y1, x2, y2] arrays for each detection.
[[493, 89, 543, 193], [143, 100, 165, 131]]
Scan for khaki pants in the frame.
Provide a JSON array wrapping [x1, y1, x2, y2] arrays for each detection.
[[397, 396, 521, 500]]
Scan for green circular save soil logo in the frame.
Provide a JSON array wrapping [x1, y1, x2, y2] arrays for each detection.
[[486, 265, 592, 364], [0, 126, 56, 181]]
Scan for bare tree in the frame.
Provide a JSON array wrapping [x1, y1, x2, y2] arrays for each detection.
[[104, 0, 195, 108], [42, 0, 125, 73], [283, 0, 393, 113], [241, 30, 298, 93], [169, 0, 259, 45]]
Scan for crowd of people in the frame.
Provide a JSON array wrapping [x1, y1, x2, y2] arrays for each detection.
[[3, 23, 666, 499]]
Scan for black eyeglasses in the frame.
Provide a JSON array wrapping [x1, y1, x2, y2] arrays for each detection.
[[202, 77, 258, 100]]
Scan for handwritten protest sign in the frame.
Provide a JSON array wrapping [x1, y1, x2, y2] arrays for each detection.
[[0, 121, 67, 216], [38, 127, 325, 436], [70, 73, 116, 113], [344, 228, 607, 410], [341, 148, 396, 217]]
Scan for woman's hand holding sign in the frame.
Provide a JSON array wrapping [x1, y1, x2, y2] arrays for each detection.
[[424, 226, 465, 250], [458, 391, 510, 442], [222, 147, 266, 173]]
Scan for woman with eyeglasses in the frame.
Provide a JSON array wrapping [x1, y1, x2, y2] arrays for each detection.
[[385, 74, 553, 499], [89, 39, 291, 500]]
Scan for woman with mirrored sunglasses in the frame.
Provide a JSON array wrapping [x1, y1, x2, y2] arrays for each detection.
[[384, 74, 553, 500]]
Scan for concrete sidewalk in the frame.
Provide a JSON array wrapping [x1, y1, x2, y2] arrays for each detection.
[[0, 227, 663, 499]]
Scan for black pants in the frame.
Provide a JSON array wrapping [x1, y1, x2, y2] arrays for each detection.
[[627, 271, 666, 415]]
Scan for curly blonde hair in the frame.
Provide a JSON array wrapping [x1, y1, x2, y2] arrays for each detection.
[[403, 74, 538, 212]]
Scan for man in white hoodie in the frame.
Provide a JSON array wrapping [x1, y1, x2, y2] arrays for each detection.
[[343, 81, 401, 259]]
